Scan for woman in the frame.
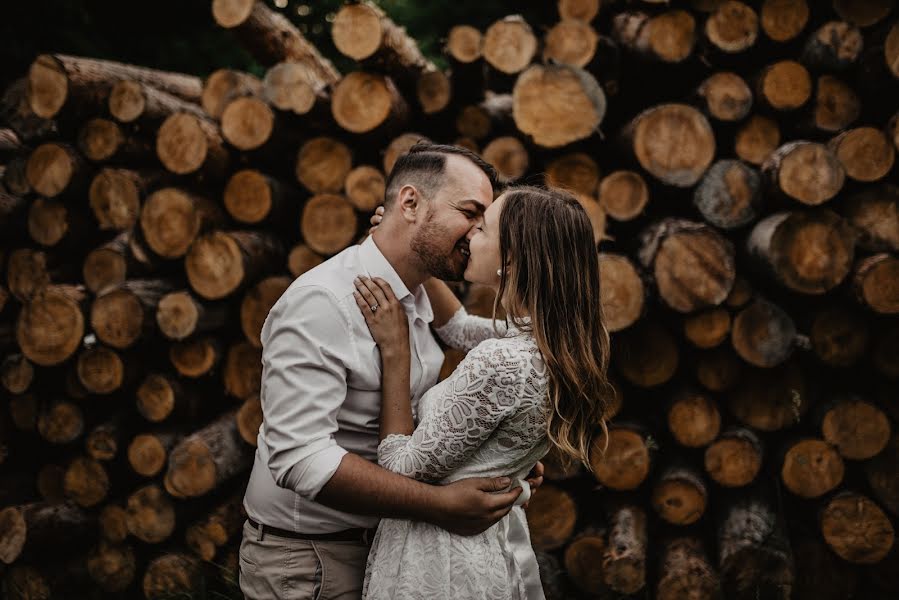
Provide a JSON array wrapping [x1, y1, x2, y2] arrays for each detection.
[[352, 185, 614, 599]]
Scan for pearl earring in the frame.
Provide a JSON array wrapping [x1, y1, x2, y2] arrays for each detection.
[[497, 268, 503, 277]]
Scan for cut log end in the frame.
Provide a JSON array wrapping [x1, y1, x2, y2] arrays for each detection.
[[822, 492, 895, 564], [76, 345, 124, 395], [27, 54, 68, 119], [705, 1, 759, 54], [25, 143, 77, 198], [332, 72, 407, 134], [295, 136, 353, 194], [128, 434, 168, 477], [16, 286, 85, 367], [667, 390, 721, 447], [108, 80, 145, 123], [447, 25, 483, 63], [156, 113, 212, 175], [220, 96, 274, 151], [88, 169, 141, 231], [629, 104, 715, 187], [525, 485, 577, 550], [483, 16, 538, 74], [591, 428, 652, 490], [156, 292, 199, 341], [301, 194, 358, 256], [224, 169, 273, 224], [344, 166, 386, 212], [781, 438, 844, 498], [64, 456, 110, 508]]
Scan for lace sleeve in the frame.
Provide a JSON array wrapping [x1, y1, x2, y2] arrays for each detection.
[[433, 306, 507, 352], [377, 339, 527, 482]]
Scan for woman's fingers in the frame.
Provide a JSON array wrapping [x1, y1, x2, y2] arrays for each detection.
[[354, 278, 379, 310], [352, 291, 373, 320], [358, 276, 389, 307]]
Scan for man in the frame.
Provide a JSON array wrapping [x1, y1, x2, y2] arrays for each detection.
[[240, 143, 542, 600]]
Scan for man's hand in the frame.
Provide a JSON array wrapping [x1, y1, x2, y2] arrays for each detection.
[[429, 477, 522, 536], [522, 461, 544, 509]]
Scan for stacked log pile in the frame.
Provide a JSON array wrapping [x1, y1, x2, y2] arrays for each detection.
[[0, 0, 897, 597]]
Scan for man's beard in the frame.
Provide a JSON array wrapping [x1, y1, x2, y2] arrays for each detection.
[[410, 212, 466, 281]]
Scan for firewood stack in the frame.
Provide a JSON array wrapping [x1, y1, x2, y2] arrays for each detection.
[[1, 0, 897, 597]]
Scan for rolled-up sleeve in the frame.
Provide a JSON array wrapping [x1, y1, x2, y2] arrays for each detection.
[[259, 285, 353, 500]]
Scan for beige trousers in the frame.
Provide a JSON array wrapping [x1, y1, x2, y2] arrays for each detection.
[[238, 520, 370, 600]]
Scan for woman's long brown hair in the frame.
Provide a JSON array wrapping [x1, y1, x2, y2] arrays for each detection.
[[493, 185, 614, 469]]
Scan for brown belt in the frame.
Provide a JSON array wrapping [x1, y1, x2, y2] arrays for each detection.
[[247, 517, 375, 544]]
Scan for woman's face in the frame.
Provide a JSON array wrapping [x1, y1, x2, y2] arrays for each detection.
[[464, 192, 505, 288]]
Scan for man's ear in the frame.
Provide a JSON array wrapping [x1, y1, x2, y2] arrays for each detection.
[[397, 184, 420, 223]]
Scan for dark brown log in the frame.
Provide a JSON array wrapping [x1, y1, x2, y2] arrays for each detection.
[[236, 395, 262, 445], [832, 0, 894, 27], [731, 297, 797, 367], [212, 0, 339, 83], [331, 72, 409, 136], [563, 529, 609, 595], [25, 142, 87, 198], [184, 493, 244, 561], [829, 127, 894, 183], [746, 210, 856, 294], [667, 389, 721, 448], [512, 63, 606, 148], [864, 432, 899, 516], [344, 165, 385, 212], [164, 410, 253, 498], [1, 354, 33, 395], [693, 159, 762, 229], [801, 21, 863, 72], [108, 80, 206, 127], [169, 336, 222, 378], [2, 155, 32, 197], [760, 0, 809, 43], [63, 456, 110, 508], [287, 244, 324, 278], [85, 414, 130, 462], [793, 538, 859, 600], [603, 503, 647, 594], [545, 152, 599, 196], [383, 132, 429, 175], [524, 484, 577, 550], [704, 1, 759, 54], [99, 504, 129, 543], [590, 425, 653, 490], [224, 168, 298, 225], [809, 303, 869, 367], [0, 502, 93, 564], [781, 437, 844, 498], [37, 465, 66, 502], [807, 74, 860, 133], [577, 193, 607, 242], [128, 431, 183, 477], [82, 231, 140, 294], [756, 59, 812, 110], [141, 187, 225, 259], [852, 253, 899, 315], [0, 190, 27, 235], [126, 483, 175, 543], [136, 373, 199, 423], [621, 103, 715, 187], [27, 196, 92, 249], [0, 78, 57, 144], [16, 284, 86, 366], [704, 427, 763, 487], [8, 394, 39, 432], [90, 279, 175, 349], [36, 400, 84, 445], [637, 218, 735, 313], [240, 276, 291, 348], [201, 68, 263, 120], [27, 53, 202, 119], [683, 307, 731, 349], [871, 320, 899, 378], [821, 394, 891, 460], [612, 319, 679, 387], [597, 169, 648, 221], [651, 464, 708, 525], [78, 117, 154, 164], [142, 553, 203, 600], [843, 185, 899, 253], [734, 114, 780, 165], [185, 230, 284, 300], [613, 10, 696, 63], [87, 540, 136, 592], [597, 252, 645, 333], [224, 341, 262, 401], [543, 19, 598, 67], [6, 248, 66, 302], [156, 290, 230, 341], [762, 140, 845, 205], [300, 194, 358, 256], [454, 93, 513, 141], [416, 69, 452, 114], [727, 359, 808, 430], [724, 276, 753, 308], [76, 345, 127, 395], [156, 112, 229, 179], [821, 491, 895, 564], [482, 136, 529, 181], [656, 537, 721, 600], [295, 136, 353, 194]]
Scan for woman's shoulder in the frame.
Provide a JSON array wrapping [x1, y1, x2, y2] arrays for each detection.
[[461, 334, 543, 376]]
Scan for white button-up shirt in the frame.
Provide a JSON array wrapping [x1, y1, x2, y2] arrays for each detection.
[[243, 236, 445, 533]]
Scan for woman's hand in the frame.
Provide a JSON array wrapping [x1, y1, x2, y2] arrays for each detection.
[[368, 206, 385, 235], [353, 275, 409, 359]]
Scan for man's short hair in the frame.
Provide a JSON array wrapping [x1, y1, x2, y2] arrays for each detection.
[[383, 141, 501, 209]]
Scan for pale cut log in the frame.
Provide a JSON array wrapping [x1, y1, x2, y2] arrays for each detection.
[[696, 72, 752, 122], [185, 230, 284, 300], [832, 0, 894, 27], [25, 142, 87, 198], [156, 290, 229, 341], [88, 168, 156, 232], [731, 297, 796, 367], [597, 253, 645, 332], [169, 336, 222, 378], [128, 431, 183, 477], [808, 75, 860, 133], [108, 80, 206, 127], [543, 19, 599, 68], [852, 253, 899, 314], [598, 170, 648, 221], [164, 410, 254, 498], [220, 95, 294, 152], [842, 185, 899, 253], [136, 372, 200, 423], [746, 210, 856, 294], [821, 491, 894, 564], [241, 276, 291, 348], [63, 456, 109, 508], [864, 432, 899, 516], [295, 136, 353, 193], [300, 194, 358, 256], [828, 127, 894, 182], [383, 132, 430, 174], [524, 484, 577, 550], [262, 62, 330, 117], [821, 394, 891, 460], [651, 464, 707, 525], [185, 493, 245, 561], [99, 504, 129, 543], [693, 160, 762, 229], [734, 114, 780, 165], [76, 345, 126, 395], [331, 72, 409, 135], [696, 346, 743, 392], [809, 304, 869, 367], [780, 438, 844, 498], [705, 1, 759, 54], [667, 389, 721, 448], [141, 187, 225, 259], [613, 319, 678, 387], [237, 395, 262, 445], [756, 60, 812, 110], [637, 218, 735, 313], [143, 553, 203, 600], [287, 244, 324, 278], [1, 354, 33, 395], [801, 21, 863, 72], [545, 152, 599, 196], [483, 16, 538, 75], [613, 10, 696, 62], [212, 0, 339, 83], [482, 136, 529, 181], [683, 307, 731, 349], [563, 529, 609, 595], [656, 537, 721, 600], [344, 165, 386, 212], [590, 425, 653, 490], [16, 284, 86, 366], [156, 112, 229, 179], [37, 400, 84, 445], [126, 484, 175, 543], [0, 502, 93, 564], [760, 0, 809, 42], [27, 53, 201, 119], [717, 484, 794, 600], [77, 117, 153, 164], [512, 63, 606, 148], [91, 279, 175, 349], [704, 427, 763, 487], [202, 69, 262, 119], [87, 540, 135, 593], [446, 25, 482, 63], [621, 104, 715, 187], [727, 359, 808, 430], [603, 503, 647, 594], [224, 341, 262, 400], [558, 0, 600, 22]]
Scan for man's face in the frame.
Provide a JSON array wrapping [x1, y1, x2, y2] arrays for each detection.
[[410, 155, 494, 281]]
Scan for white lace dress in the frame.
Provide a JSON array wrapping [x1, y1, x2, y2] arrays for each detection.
[[362, 308, 550, 600]]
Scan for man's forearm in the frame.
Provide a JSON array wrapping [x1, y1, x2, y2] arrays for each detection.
[[315, 453, 440, 522]]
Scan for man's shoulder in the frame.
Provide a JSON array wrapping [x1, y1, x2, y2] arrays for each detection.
[[278, 246, 361, 308]]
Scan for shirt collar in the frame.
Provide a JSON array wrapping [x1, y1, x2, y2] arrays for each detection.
[[358, 236, 434, 324]]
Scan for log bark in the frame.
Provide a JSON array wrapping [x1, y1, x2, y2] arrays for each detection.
[[185, 230, 284, 300], [300, 194, 359, 256], [603, 503, 648, 594], [0, 78, 57, 143], [613, 10, 696, 62], [704, 427, 763, 487], [693, 159, 762, 229]]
